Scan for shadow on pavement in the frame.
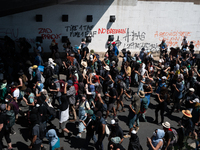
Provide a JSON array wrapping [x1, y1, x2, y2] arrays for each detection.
[[19, 128, 30, 142], [12, 141, 28, 150]]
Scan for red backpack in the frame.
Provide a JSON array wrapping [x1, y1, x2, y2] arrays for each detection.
[[55, 80, 65, 93]]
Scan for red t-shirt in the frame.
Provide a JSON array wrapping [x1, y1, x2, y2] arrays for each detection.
[[74, 83, 79, 96]]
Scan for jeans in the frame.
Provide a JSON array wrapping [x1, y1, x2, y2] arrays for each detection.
[[137, 82, 144, 94], [136, 113, 146, 127], [135, 74, 138, 83], [128, 114, 137, 129], [125, 77, 130, 89]]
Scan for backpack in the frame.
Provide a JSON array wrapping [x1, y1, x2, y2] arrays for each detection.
[[6, 110, 15, 128], [170, 128, 178, 145], [55, 80, 65, 93], [39, 122, 46, 140], [43, 102, 57, 119]]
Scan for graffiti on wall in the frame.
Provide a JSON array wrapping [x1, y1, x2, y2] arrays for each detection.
[[154, 30, 200, 48], [0, 28, 19, 38], [116, 28, 159, 51], [38, 28, 61, 40], [65, 25, 97, 37], [0, 28, 35, 44], [98, 28, 126, 34]]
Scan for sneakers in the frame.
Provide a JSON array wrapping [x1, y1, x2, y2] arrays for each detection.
[[124, 134, 131, 138], [76, 133, 81, 138]]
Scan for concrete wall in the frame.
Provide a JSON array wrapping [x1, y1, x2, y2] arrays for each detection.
[[0, 0, 200, 53]]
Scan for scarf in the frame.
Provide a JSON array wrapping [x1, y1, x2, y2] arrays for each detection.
[[46, 129, 59, 147]]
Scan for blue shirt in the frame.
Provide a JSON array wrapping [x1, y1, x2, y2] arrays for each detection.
[[156, 79, 166, 94], [113, 46, 119, 56], [174, 82, 184, 99]]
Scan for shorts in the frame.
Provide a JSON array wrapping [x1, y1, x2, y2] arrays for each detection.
[[60, 121, 68, 130], [108, 103, 114, 111]]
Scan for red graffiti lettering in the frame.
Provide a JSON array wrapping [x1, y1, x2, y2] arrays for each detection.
[[38, 28, 52, 34], [98, 28, 126, 34], [41, 33, 61, 39], [0, 28, 19, 39]]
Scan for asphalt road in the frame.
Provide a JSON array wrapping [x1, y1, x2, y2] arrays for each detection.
[[2, 82, 189, 150]]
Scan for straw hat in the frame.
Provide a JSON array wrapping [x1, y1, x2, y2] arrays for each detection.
[[182, 110, 192, 118], [138, 91, 145, 98], [162, 121, 170, 129], [81, 61, 87, 68], [104, 66, 110, 71]]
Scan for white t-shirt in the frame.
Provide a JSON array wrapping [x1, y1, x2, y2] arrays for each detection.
[[13, 89, 20, 98]]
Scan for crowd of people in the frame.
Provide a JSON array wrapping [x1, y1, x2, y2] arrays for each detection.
[[0, 35, 200, 150]]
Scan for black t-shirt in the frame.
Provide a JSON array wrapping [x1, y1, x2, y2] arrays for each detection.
[[185, 93, 198, 108], [60, 94, 69, 111], [164, 130, 174, 142], [117, 82, 124, 95], [110, 124, 123, 139], [78, 82, 85, 95], [109, 88, 117, 104], [95, 100, 103, 112], [110, 67, 118, 79], [38, 105, 48, 123], [85, 118, 95, 136]]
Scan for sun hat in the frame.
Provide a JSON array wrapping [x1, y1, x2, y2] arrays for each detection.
[[31, 65, 38, 69], [138, 91, 145, 98], [81, 61, 87, 68], [161, 76, 167, 80], [189, 88, 195, 92], [111, 119, 116, 125], [182, 110, 192, 118], [48, 58, 54, 63], [104, 66, 110, 71], [162, 121, 170, 129]]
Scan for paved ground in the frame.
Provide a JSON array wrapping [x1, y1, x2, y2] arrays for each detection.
[[1, 73, 197, 150], [1, 87, 193, 150]]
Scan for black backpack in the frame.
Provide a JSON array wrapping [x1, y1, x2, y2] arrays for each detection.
[[43, 102, 56, 119]]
